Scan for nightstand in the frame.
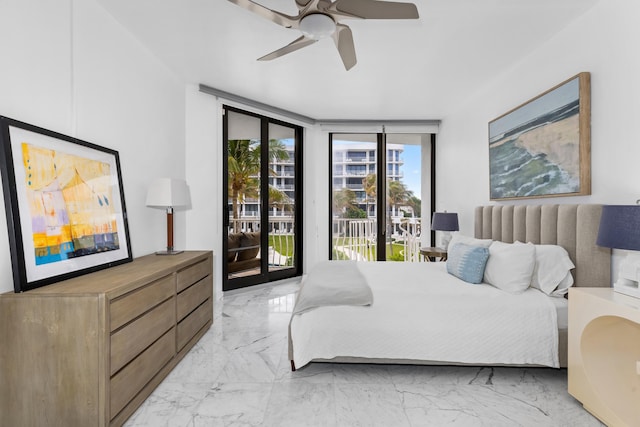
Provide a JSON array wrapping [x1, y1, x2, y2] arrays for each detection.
[[568, 287, 640, 426], [420, 247, 447, 262]]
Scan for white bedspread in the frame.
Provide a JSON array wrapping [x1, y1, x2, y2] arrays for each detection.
[[290, 261, 559, 369]]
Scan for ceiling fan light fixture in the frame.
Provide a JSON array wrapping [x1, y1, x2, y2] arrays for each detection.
[[228, 0, 420, 70], [299, 13, 336, 40]]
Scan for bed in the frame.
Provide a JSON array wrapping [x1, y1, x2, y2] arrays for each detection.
[[289, 204, 611, 370]]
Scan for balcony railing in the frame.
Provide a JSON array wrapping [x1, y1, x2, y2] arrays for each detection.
[[228, 218, 296, 268], [228, 217, 424, 268], [332, 217, 423, 262]]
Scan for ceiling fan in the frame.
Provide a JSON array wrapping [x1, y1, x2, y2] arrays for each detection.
[[227, 0, 419, 70]]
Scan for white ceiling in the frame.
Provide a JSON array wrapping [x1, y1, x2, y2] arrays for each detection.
[[96, 0, 599, 120]]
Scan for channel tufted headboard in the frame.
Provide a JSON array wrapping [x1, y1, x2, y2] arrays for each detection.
[[474, 204, 611, 288]]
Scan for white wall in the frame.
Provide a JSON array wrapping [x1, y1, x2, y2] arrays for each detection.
[[304, 127, 330, 269], [0, 0, 186, 293], [184, 86, 221, 296], [437, 0, 640, 235]]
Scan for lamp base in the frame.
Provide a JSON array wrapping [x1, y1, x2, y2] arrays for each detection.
[[441, 231, 452, 251], [613, 253, 640, 299], [155, 249, 184, 256], [614, 281, 640, 299]]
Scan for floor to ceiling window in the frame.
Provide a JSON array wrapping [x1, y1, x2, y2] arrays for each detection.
[[223, 106, 303, 291], [330, 132, 434, 262]]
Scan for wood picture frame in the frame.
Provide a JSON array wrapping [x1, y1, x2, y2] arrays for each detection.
[[488, 72, 591, 201], [0, 116, 132, 292]]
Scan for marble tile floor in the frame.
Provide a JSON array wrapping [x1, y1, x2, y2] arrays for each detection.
[[125, 280, 603, 427]]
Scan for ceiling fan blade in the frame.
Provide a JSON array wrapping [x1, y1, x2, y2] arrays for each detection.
[[227, 0, 298, 28], [333, 24, 357, 71], [332, 0, 419, 19], [258, 36, 317, 61]]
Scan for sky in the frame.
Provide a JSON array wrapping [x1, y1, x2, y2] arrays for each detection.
[[402, 144, 421, 197]]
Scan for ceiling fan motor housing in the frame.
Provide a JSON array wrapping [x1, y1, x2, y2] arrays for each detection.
[[299, 13, 336, 40]]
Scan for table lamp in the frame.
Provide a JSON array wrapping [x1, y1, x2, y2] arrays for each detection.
[[146, 178, 191, 255], [431, 212, 459, 250], [596, 204, 640, 298]]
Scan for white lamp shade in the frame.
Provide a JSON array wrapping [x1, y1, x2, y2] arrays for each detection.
[[146, 178, 191, 208]]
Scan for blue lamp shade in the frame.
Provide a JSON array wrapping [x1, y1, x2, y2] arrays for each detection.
[[596, 205, 640, 250], [431, 212, 459, 232]]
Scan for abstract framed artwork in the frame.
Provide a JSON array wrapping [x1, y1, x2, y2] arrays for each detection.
[[0, 116, 132, 292], [489, 72, 591, 200]]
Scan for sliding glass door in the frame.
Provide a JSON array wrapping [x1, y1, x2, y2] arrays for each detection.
[[330, 132, 432, 262], [224, 107, 302, 291]]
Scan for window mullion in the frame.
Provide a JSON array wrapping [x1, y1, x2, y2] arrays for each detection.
[[377, 133, 386, 262]]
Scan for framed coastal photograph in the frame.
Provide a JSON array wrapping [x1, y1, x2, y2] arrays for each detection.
[[0, 116, 132, 292], [488, 72, 591, 200]]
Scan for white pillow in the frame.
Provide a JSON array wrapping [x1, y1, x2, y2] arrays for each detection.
[[448, 232, 493, 249], [524, 243, 575, 296], [550, 272, 574, 297], [483, 241, 536, 294]]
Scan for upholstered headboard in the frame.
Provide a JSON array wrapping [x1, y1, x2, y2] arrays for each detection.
[[474, 204, 611, 288]]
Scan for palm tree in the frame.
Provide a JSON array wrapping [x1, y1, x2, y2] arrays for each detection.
[[265, 139, 291, 216], [362, 173, 376, 218], [227, 139, 290, 221], [333, 187, 361, 238], [333, 188, 357, 216], [386, 180, 412, 256], [406, 195, 421, 217], [228, 140, 259, 222], [359, 174, 412, 256], [267, 138, 290, 164], [268, 186, 293, 213]]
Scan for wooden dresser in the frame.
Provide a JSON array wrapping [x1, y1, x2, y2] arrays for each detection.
[[0, 250, 213, 427]]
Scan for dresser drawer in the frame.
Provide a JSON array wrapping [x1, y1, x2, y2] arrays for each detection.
[[110, 297, 176, 375], [177, 298, 212, 351], [177, 275, 212, 322], [176, 260, 210, 293], [110, 328, 175, 420], [110, 275, 174, 331]]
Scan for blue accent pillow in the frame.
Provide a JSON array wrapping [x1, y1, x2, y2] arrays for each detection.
[[446, 243, 490, 284]]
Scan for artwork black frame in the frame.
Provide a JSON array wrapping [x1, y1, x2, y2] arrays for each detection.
[[0, 116, 132, 292]]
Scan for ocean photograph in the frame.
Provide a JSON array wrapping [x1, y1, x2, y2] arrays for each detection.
[[489, 76, 582, 200]]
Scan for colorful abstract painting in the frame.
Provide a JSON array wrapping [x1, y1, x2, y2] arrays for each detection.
[[489, 73, 591, 200], [22, 143, 120, 265], [0, 116, 132, 292]]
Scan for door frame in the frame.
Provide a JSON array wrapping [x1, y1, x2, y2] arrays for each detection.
[[223, 105, 303, 291], [328, 133, 386, 261], [328, 132, 436, 261]]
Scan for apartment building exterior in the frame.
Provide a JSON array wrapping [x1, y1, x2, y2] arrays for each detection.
[[234, 142, 405, 223], [331, 142, 404, 218]]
